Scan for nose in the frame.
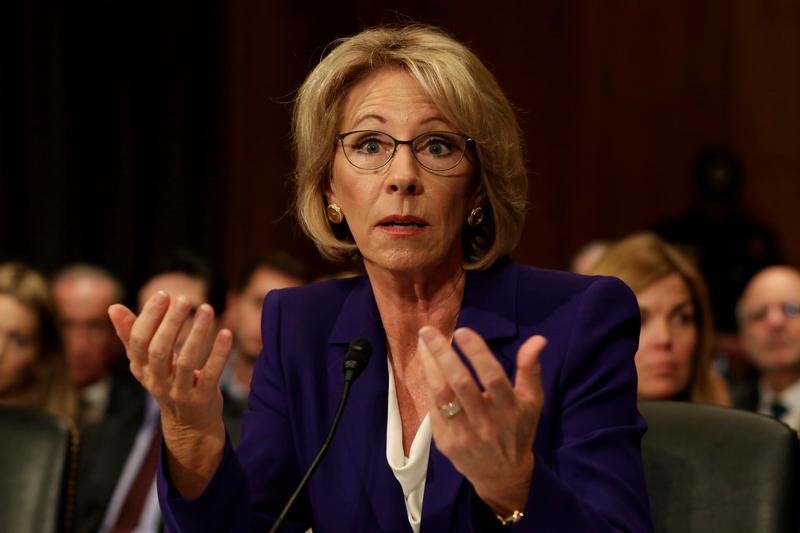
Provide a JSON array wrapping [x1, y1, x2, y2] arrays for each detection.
[[764, 305, 786, 328], [386, 144, 422, 195], [65, 328, 91, 357], [648, 317, 673, 349]]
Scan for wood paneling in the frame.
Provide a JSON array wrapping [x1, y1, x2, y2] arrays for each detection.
[[219, 2, 800, 277]]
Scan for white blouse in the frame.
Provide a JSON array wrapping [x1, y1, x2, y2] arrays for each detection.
[[386, 361, 433, 533]]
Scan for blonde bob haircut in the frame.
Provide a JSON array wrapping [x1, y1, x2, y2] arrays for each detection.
[[293, 24, 527, 270], [590, 233, 730, 406]]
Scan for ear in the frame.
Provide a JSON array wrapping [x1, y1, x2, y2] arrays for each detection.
[[324, 177, 338, 205]]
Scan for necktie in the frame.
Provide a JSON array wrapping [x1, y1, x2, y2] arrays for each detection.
[[769, 400, 788, 421]]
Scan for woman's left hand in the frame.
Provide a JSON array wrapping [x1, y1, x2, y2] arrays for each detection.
[[417, 326, 547, 516]]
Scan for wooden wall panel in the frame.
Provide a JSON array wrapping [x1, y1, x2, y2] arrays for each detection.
[[220, 2, 800, 279], [730, 0, 800, 266]]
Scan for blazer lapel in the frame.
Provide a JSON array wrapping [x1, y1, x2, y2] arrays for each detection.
[[421, 260, 520, 530], [327, 277, 408, 530]]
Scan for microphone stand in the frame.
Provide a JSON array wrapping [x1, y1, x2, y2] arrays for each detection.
[[268, 338, 371, 532], [268, 379, 355, 533]]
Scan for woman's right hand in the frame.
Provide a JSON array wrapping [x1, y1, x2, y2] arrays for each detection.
[[108, 290, 233, 497]]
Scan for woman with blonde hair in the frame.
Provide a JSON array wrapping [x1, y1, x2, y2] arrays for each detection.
[[0, 262, 77, 421], [591, 232, 731, 405], [110, 24, 651, 531]]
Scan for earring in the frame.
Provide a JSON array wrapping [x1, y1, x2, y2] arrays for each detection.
[[326, 203, 344, 224], [467, 206, 484, 227]]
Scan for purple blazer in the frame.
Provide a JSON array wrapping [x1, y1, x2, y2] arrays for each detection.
[[159, 260, 653, 532]]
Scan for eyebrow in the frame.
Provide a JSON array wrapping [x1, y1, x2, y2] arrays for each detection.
[[351, 113, 385, 127], [669, 300, 694, 314], [639, 299, 693, 314], [349, 114, 450, 131]]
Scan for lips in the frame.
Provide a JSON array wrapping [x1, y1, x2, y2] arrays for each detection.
[[647, 361, 679, 375], [376, 215, 429, 228], [764, 337, 791, 350]]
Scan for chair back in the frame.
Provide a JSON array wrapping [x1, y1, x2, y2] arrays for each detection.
[[0, 406, 75, 533], [640, 401, 799, 533]]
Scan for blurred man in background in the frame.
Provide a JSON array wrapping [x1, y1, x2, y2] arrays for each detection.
[[221, 252, 308, 406], [734, 265, 800, 432], [52, 264, 141, 426]]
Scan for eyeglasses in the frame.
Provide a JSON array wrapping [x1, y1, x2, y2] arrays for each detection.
[[335, 130, 473, 172], [742, 301, 800, 324]]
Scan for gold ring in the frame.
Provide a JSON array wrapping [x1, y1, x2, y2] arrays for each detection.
[[438, 400, 462, 419]]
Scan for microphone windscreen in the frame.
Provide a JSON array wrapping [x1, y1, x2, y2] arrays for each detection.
[[343, 337, 372, 380]]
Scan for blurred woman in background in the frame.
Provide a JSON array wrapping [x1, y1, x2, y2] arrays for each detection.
[[591, 232, 731, 405], [0, 262, 76, 421]]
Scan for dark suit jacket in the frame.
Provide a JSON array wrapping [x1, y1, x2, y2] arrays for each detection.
[[730, 377, 760, 412], [73, 368, 148, 533], [159, 261, 653, 532]]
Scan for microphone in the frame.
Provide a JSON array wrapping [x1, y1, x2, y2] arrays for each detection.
[[268, 337, 372, 533], [343, 336, 371, 383]]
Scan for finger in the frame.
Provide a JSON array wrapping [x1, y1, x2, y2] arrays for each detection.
[[418, 326, 485, 420], [173, 304, 216, 389], [417, 328, 450, 408], [514, 335, 547, 405], [452, 328, 515, 410], [197, 329, 234, 388], [108, 304, 137, 351], [148, 295, 194, 381], [127, 291, 170, 367]]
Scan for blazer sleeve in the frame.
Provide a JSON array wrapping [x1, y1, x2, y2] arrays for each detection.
[[468, 275, 653, 533], [157, 290, 310, 532]]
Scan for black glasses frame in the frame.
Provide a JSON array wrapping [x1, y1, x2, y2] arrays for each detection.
[[743, 301, 800, 324], [335, 130, 474, 172]]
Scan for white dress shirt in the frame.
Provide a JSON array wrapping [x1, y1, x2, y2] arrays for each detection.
[[79, 376, 112, 425]]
